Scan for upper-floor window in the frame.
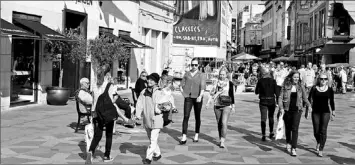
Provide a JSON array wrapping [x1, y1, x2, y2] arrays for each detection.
[[319, 9, 326, 37], [334, 17, 350, 36], [309, 16, 313, 41]]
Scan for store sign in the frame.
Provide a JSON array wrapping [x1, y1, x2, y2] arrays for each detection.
[[76, 0, 93, 5], [231, 18, 236, 43], [173, 0, 221, 46]]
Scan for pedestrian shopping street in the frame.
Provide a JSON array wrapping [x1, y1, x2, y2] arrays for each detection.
[[1, 92, 355, 164]]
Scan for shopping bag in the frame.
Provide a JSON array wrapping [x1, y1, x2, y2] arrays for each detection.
[[275, 113, 285, 140], [85, 117, 94, 152]]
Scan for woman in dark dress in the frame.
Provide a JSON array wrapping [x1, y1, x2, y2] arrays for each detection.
[[308, 73, 335, 157]]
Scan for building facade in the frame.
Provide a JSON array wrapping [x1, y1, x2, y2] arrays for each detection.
[[0, 0, 173, 111], [243, 14, 262, 56], [236, 4, 264, 54], [171, 0, 233, 74]]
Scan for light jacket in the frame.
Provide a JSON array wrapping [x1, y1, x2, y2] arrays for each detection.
[[136, 87, 164, 129], [278, 83, 311, 111]]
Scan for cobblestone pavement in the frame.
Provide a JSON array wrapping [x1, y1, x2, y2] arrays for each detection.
[[1, 92, 355, 164]]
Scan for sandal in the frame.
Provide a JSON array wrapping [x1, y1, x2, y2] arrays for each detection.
[[172, 108, 178, 113]]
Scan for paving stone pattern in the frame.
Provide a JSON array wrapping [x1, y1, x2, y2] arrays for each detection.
[[1, 92, 355, 164]]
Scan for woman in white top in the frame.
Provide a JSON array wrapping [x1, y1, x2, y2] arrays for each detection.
[[207, 67, 235, 148]]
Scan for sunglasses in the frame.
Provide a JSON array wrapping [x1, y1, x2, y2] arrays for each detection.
[[191, 64, 198, 67], [320, 78, 328, 80], [141, 75, 147, 77]]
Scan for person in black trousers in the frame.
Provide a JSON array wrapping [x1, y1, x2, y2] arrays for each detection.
[[255, 67, 279, 141], [278, 71, 312, 157], [135, 70, 148, 98], [308, 73, 335, 157]]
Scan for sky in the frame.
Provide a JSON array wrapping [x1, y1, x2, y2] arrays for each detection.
[[232, 0, 263, 16]]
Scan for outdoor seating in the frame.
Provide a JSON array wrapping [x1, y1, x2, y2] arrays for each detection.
[[75, 98, 91, 133], [129, 87, 137, 107]]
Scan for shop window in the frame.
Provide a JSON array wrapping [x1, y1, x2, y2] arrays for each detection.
[[11, 12, 41, 105]]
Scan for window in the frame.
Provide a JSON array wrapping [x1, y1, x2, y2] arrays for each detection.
[[310, 17, 313, 41], [319, 9, 325, 37], [314, 14, 318, 40]]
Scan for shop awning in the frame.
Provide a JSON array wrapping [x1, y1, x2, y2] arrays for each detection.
[[1, 19, 38, 38], [119, 35, 153, 49], [316, 43, 355, 55], [259, 54, 270, 59], [13, 19, 71, 41]]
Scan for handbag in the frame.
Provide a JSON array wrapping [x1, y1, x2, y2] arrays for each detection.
[[218, 95, 232, 106]]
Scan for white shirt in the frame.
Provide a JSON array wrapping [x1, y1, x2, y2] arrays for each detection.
[[303, 68, 315, 87], [274, 69, 288, 86], [298, 68, 306, 80], [340, 70, 347, 82]]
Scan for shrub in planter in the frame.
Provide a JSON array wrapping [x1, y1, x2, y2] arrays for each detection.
[[44, 28, 87, 105]]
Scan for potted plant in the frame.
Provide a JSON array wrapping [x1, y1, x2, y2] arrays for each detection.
[[44, 28, 87, 105]]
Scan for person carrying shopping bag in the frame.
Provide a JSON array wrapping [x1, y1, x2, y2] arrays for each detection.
[[278, 70, 312, 157], [206, 67, 235, 148], [85, 64, 134, 164], [135, 73, 166, 164]]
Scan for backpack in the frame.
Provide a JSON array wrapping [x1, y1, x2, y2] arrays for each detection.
[[95, 83, 118, 124]]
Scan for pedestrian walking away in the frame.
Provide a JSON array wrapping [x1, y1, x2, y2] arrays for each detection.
[[135, 73, 164, 164], [278, 70, 312, 157], [308, 73, 336, 157], [86, 64, 134, 164], [207, 67, 235, 148], [180, 59, 207, 144], [255, 67, 279, 141]]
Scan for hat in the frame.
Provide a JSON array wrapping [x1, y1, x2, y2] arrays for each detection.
[[147, 73, 160, 84], [80, 77, 89, 85]]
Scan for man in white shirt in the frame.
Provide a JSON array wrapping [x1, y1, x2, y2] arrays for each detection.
[[298, 65, 306, 81], [302, 62, 315, 94], [273, 63, 288, 96], [339, 65, 347, 94]]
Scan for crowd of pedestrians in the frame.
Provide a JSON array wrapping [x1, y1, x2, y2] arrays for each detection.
[[75, 59, 355, 164]]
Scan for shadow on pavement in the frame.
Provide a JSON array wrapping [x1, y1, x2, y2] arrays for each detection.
[[227, 125, 317, 155], [339, 142, 355, 151], [77, 141, 105, 161], [161, 127, 219, 146], [327, 155, 355, 164], [119, 142, 146, 160], [240, 100, 259, 104]]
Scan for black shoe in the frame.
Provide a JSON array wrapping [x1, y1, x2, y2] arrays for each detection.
[[103, 156, 113, 162], [172, 109, 178, 113], [153, 155, 162, 161], [193, 138, 199, 143], [261, 136, 266, 141], [269, 133, 275, 139], [179, 140, 187, 145], [143, 159, 152, 164]]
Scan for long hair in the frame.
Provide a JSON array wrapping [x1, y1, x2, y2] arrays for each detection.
[[283, 70, 301, 88], [219, 66, 230, 80], [96, 64, 111, 86]]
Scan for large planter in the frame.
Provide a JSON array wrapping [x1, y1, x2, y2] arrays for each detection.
[[46, 86, 71, 105]]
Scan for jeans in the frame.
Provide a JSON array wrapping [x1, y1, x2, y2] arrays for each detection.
[[115, 96, 132, 118], [182, 97, 203, 134], [145, 128, 161, 160], [312, 112, 331, 151], [259, 104, 276, 136], [89, 118, 114, 157], [283, 110, 302, 149], [214, 106, 231, 139], [276, 86, 282, 101]]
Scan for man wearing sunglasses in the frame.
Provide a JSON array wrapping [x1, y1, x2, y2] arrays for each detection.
[[180, 59, 206, 144]]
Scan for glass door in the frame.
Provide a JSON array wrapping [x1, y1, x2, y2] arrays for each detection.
[[10, 38, 39, 105]]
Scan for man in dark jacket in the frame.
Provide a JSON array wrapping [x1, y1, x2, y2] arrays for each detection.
[[255, 67, 279, 141]]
